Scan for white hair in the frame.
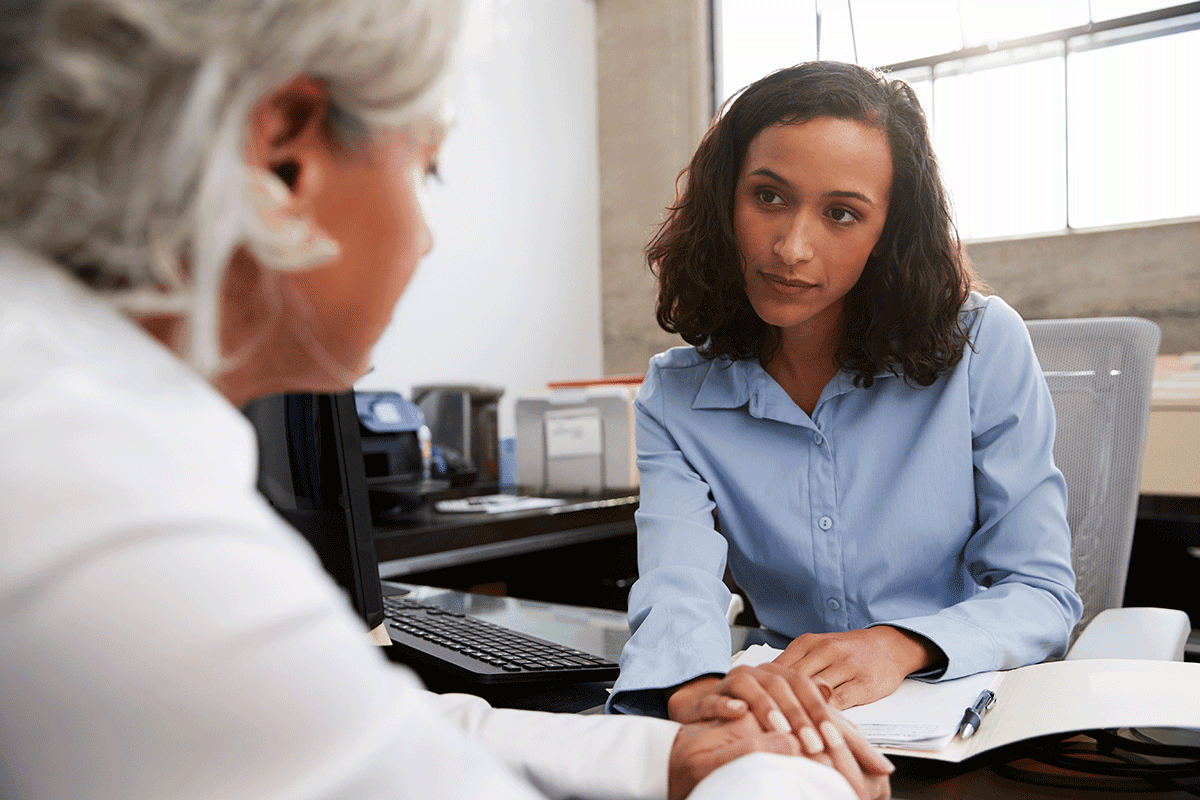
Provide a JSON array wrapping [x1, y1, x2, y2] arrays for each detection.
[[0, 0, 463, 374]]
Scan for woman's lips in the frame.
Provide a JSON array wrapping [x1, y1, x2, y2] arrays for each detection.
[[761, 272, 816, 292]]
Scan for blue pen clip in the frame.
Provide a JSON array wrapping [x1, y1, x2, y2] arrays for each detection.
[[957, 689, 996, 740]]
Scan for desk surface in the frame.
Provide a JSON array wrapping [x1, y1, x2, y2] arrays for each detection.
[[374, 490, 638, 576], [392, 583, 1199, 800]]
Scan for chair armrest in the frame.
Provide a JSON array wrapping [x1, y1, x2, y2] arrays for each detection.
[[726, 593, 745, 625], [1065, 607, 1192, 662]]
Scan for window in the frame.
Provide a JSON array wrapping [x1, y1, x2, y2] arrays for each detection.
[[715, 1, 1200, 240]]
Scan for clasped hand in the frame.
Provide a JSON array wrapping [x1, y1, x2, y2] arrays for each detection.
[[668, 661, 893, 800], [666, 626, 940, 799]]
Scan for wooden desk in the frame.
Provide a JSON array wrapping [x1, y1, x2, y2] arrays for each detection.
[[374, 491, 639, 610], [390, 584, 1199, 799], [1141, 354, 1200, 497], [889, 756, 1198, 799], [374, 489, 638, 576]]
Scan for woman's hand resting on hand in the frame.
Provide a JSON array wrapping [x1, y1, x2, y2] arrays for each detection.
[[667, 663, 893, 800]]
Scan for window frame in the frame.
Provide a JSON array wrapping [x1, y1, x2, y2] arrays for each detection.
[[712, 1, 1200, 241]]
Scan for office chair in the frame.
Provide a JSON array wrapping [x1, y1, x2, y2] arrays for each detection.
[[1025, 317, 1191, 661]]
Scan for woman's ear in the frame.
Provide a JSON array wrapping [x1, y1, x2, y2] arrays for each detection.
[[245, 75, 331, 205], [240, 76, 341, 274]]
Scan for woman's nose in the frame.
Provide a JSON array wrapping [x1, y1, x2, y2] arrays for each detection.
[[774, 213, 815, 265]]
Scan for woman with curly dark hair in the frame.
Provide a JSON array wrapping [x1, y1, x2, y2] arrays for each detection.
[[607, 62, 1082, 738]]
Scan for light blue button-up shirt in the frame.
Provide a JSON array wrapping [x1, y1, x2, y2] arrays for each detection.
[[608, 293, 1083, 716]]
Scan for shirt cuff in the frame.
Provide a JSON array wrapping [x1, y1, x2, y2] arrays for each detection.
[[608, 687, 670, 717], [871, 614, 1000, 681], [688, 752, 857, 800]]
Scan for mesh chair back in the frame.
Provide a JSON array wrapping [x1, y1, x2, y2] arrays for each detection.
[[1025, 317, 1161, 638]]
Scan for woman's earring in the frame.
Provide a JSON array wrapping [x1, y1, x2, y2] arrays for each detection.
[[241, 167, 340, 272]]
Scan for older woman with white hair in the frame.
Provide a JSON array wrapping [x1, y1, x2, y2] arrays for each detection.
[[0, 1, 892, 799]]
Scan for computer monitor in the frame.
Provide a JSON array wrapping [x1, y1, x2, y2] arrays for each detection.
[[242, 391, 385, 631]]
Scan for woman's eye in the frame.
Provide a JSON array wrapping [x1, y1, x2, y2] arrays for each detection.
[[828, 207, 859, 224], [755, 188, 783, 205]]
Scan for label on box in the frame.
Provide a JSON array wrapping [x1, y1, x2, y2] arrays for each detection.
[[543, 407, 603, 459]]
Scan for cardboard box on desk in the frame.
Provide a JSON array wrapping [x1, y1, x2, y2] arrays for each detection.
[[1141, 353, 1200, 497], [516, 386, 638, 492]]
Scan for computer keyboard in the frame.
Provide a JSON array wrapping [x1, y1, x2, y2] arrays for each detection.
[[382, 595, 620, 685]]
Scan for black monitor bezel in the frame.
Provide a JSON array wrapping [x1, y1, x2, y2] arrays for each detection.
[[245, 391, 385, 631]]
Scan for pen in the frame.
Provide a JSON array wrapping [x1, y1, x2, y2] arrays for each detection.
[[957, 689, 996, 740]]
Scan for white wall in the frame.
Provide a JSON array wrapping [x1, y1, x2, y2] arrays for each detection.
[[358, 0, 602, 437]]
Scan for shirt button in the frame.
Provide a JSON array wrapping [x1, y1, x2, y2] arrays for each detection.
[[818, 516, 833, 531], [827, 598, 841, 611], [813, 432, 824, 445]]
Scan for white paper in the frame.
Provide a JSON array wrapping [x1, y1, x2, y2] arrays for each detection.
[[731, 643, 782, 667], [841, 672, 997, 749], [543, 407, 603, 459], [482, 496, 567, 514], [433, 495, 567, 514]]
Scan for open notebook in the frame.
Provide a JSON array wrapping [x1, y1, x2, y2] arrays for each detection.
[[734, 644, 1200, 763]]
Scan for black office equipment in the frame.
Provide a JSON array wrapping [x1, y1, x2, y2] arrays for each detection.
[[245, 391, 386, 630], [243, 390, 619, 688], [355, 390, 449, 517], [357, 391, 426, 485], [382, 594, 618, 685]]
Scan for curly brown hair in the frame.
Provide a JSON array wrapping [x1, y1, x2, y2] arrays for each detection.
[[648, 60, 977, 387]]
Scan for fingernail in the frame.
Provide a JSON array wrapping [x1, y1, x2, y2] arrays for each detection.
[[727, 698, 747, 713], [767, 708, 792, 734], [819, 720, 845, 749], [799, 726, 825, 754]]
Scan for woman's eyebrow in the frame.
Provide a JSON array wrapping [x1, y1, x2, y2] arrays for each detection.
[[828, 189, 875, 206], [746, 167, 790, 186]]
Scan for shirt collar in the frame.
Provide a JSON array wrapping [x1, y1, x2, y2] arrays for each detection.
[[693, 358, 754, 410], [692, 356, 897, 418]]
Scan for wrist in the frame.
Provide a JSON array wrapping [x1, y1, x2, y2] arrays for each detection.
[[666, 674, 725, 722], [667, 673, 723, 699], [880, 625, 942, 674]]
